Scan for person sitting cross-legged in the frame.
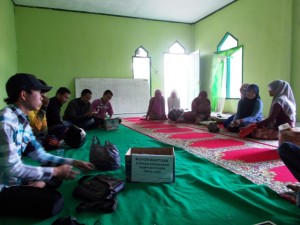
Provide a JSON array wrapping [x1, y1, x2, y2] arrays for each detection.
[[176, 91, 211, 124], [227, 84, 263, 132], [242, 80, 296, 139], [223, 83, 249, 129], [46, 86, 72, 140], [145, 89, 167, 120], [27, 79, 50, 145], [0, 73, 94, 219], [91, 89, 122, 126], [63, 89, 97, 130]]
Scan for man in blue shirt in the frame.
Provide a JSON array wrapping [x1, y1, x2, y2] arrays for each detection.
[[0, 73, 94, 219]]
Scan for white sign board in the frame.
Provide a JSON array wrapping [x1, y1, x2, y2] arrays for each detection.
[[75, 78, 150, 115]]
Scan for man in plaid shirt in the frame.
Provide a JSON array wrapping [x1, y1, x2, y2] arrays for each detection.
[[0, 73, 94, 219]]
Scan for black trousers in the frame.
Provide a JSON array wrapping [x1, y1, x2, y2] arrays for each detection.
[[71, 118, 97, 130], [0, 185, 64, 219]]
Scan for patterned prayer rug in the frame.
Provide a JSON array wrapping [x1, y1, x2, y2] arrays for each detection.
[[122, 117, 300, 197]]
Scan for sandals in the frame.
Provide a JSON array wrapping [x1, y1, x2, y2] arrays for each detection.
[[280, 191, 297, 205], [287, 184, 300, 193], [280, 184, 300, 205], [216, 114, 222, 118]]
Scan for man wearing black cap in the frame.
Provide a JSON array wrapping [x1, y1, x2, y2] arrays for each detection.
[[0, 73, 95, 219]]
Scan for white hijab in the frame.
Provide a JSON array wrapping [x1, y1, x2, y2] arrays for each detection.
[[269, 80, 296, 123], [167, 90, 180, 112]]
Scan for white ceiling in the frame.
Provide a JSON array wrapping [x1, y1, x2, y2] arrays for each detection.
[[13, 0, 236, 24]]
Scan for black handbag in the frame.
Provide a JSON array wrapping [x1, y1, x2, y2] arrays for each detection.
[[89, 136, 121, 171], [207, 122, 220, 133], [52, 216, 84, 225], [73, 174, 125, 213]]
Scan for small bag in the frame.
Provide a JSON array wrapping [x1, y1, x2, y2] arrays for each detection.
[[208, 122, 220, 133], [73, 174, 125, 213], [89, 136, 121, 171], [168, 109, 184, 121]]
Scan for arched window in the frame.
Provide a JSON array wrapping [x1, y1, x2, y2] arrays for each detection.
[[169, 41, 186, 54], [216, 33, 243, 99], [132, 46, 150, 81], [218, 33, 238, 51]]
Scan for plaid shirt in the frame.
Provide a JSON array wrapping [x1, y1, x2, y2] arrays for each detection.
[[0, 105, 73, 190]]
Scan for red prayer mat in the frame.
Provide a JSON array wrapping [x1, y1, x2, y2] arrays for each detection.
[[141, 124, 177, 129], [271, 166, 298, 183], [153, 127, 194, 133], [189, 138, 244, 148], [169, 132, 214, 139], [122, 117, 299, 196], [221, 148, 280, 162]]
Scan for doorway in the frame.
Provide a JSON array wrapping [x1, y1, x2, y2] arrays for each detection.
[[164, 46, 200, 111]]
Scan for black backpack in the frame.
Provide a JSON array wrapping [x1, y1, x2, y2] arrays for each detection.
[[63, 125, 86, 149], [73, 174, 125, 213]]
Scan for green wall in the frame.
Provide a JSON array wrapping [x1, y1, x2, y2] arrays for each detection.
[[15, 7, 194, 100], [0, 0, 18, 109], [194, 0, 293, 118], [291, 0, 300, 117]]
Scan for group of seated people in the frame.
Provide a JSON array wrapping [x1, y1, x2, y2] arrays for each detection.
[[223, 80, 296, 140], [29, 80, 116, 150], [145, 89, 211, 125], [0, 73, 122, 219], [0, 73, 96, 219], [145, 80, 300, 204], [146, 80, 296, 141]]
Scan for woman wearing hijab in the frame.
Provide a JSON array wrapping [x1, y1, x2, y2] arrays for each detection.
[[167, 90, 181, 113], [224, 83, 249, 128], [245, 80, 296, 139], [145, 89, 167, 120], [177, 91, 211, 124], [227, 84, 263, 132]]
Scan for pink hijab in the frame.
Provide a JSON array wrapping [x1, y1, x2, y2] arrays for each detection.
[[194, 91, 209, 105], [152, 89, 164, 115], [193, 91, 211, 114]]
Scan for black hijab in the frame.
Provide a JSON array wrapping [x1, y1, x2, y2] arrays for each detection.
[[238, 84, 260, 118]]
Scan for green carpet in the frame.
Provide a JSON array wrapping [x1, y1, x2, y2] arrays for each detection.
[[2, 125, 300, 225]]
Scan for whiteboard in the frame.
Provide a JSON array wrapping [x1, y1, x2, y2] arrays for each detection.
[[75, 78, 150, 115]]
